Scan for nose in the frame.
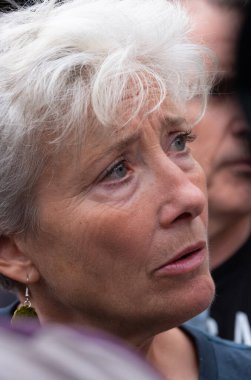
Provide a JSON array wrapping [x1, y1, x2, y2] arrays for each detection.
[[157, 160, 207, 227]]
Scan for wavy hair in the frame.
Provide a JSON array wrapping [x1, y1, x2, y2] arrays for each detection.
[[0, 0, 213, 288]]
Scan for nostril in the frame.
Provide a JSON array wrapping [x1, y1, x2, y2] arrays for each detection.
[[173, 212, 192, 223]]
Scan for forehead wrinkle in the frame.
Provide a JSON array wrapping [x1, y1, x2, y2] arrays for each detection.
[[86, 128, 142, 168], [69, 128, 143, 189], [70, 114, 187, 191], [96, 114, 187, 159]]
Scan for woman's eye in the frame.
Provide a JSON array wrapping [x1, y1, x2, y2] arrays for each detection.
[[103, 160, 130, 181], [171, 131, 196, 152]]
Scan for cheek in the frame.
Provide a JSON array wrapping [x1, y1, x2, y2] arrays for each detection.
[[34, 197, 152, 276], [84, 204, 152, 262]]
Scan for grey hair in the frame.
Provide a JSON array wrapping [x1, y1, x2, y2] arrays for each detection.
[[0, 0, 213, 287]]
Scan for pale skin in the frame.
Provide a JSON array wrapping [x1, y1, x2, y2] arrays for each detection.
[[0, 103, 215, 379], [147, 328, 199, 380], [184, 0, 251, 269]]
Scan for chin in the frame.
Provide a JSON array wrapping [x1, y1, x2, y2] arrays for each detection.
[[183, 273, 215, 322], [167, 272, 215, 329], [151, 272, 215, 334]]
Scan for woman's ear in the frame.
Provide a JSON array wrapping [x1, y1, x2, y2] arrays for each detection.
[[0, 236, 40, 284]]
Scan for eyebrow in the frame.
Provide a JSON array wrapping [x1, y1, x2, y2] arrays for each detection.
[[103, 115, 186, 155], [113, 114, 186, 147], [77, 129, 142, 180], [160, 115, 187, 129], [73, 130, 142, 191], [104, 129, 142, 156], [73, 115, 187, 191]]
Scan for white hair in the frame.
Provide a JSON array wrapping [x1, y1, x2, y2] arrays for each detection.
[[0, 0, 212, 238]]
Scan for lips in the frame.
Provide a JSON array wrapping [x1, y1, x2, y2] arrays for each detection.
[[154, 241, 207, 276], [221, 158, 251, 176], [222, 154, 251, 167], [230, 159, 251, 167]]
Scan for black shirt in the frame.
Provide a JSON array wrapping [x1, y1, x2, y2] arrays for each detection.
[[209, 236, 251, 344]]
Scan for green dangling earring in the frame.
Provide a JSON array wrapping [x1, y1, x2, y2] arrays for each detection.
[[11, 277, 38, 325]]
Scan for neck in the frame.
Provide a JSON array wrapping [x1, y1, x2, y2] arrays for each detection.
[[208, 213, 251, 269], [145, 328, 198, 380]]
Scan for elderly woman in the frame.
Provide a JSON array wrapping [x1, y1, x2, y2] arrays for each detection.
[[0, 0, 250, 379]]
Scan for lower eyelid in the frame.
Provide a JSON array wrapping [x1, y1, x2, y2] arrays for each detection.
[[101, 160, 134, 183], [99, 173, 134, 190]]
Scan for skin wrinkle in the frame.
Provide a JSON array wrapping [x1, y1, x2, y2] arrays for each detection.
[[40, 112, 190, 198], [11, 102, 213, 346], [0, 4, 216, 377]]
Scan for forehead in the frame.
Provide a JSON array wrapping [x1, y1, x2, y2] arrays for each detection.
[[186, 0, 243, 73], [36, 104, 187, 202], [79, 104, 183, 158], [82, 96, 182, 146], [42, 101, 184, 176]]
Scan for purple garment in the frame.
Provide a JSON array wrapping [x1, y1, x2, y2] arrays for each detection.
[[0, 323, 163, 380]]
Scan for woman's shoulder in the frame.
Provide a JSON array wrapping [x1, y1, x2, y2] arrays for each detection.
[[182, 325, 251, 379]]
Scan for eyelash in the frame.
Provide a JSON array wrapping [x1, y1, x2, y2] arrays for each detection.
[[101, 158, 130, 182], [179, 130, 195, 142], [100, 130, 196, 183], [171, 130, 196, 149]]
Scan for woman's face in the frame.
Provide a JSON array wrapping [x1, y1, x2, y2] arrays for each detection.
[[19, 105, 214, 341]]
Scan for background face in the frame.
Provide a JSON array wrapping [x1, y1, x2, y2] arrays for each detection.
[[186, 0, 251, 224], [19, 106, 214, 341]]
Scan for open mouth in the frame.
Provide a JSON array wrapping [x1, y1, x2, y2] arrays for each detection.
[[174, 250, 199, 262]]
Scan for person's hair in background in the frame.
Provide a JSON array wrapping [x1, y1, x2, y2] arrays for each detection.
[[183, 0, 251, 345]]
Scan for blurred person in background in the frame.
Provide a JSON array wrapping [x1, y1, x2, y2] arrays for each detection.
[[0, 323, 163, 380], [184, 0, 251, 344], [0, 1, 250, 379]]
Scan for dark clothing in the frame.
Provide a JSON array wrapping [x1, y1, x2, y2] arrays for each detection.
[[0, 290, 18, 307], [1, 303, 251, 378], [0, 300, 18, 319], [209, 236, 251, 344], [183, 325, 251, 380]]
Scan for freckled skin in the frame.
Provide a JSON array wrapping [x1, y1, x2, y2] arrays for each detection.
[[15, 108, 214, 344]]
